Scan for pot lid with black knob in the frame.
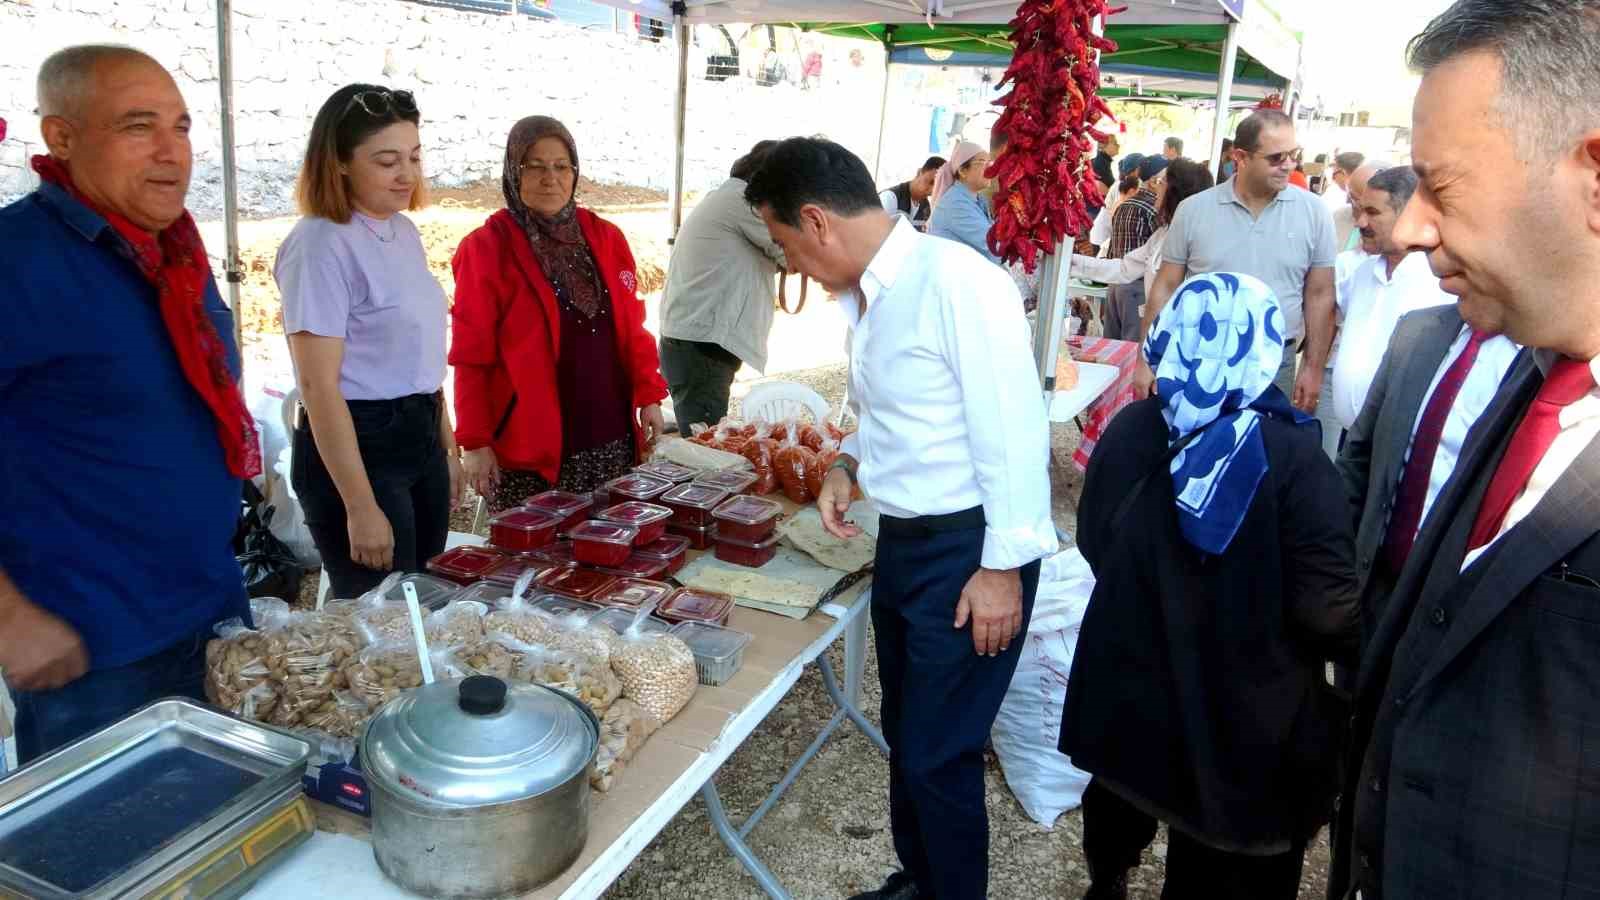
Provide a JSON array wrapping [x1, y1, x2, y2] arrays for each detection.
[[362, 675, 598, 808]]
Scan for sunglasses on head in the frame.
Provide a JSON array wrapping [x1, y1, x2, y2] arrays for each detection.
[[342, 89, 418, 120], [1249, 147, 1303, 167]]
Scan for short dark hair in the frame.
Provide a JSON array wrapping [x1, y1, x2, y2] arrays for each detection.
[[919, 155, 946, 174], [1334, 151, 1365, 175], [1220, 138, 1234, 153], [1159, 158, 1215, 225], [1232, 110, 1293, 153], [743, 137, 881, 227], [1164, 136, 1183, 154], [1408, 0, 1600, 163], [730, 140, 779, 180], [1366, 165, 1420, 213]]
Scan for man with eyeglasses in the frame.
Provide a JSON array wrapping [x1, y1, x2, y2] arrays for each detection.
[[0, 45, 253, 761], [1135, 110, 1338, 415]]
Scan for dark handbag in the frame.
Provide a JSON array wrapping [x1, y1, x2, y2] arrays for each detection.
[[236, 482, 304, 600]]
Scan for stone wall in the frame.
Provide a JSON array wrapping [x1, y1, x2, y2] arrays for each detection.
[[0, 0, 892, 217]]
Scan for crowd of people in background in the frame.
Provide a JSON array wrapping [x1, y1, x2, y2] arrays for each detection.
[[8, 2, 1600, 899]]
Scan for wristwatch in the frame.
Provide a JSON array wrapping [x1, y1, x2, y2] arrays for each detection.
[[828, 456, 857, 485]]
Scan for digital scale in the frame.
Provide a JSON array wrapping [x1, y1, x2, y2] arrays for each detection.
[[0, 699, 315, 900]]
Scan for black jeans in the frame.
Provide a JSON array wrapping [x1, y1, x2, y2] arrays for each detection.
[[872, 510, 1041, 900], [292, 393, 451, 600], [659, 337, 741, 432], [13, 626, 211, 764], [1082, 780, 1307, 900]]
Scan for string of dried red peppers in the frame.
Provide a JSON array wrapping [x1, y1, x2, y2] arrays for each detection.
[[988, 0, 1121, 273]]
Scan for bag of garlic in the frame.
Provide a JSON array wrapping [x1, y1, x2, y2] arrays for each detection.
[[609, 624, 698, 723], [591, 698, 661, 792]]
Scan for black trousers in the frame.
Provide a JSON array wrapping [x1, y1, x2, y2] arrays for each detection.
[[1082, 780, 1307, 900], [659, 337, 741, 432], [292, 392, 451, 600], [872, 509, 1041, 900]]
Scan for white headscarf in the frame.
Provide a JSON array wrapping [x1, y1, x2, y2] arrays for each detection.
[[930, 141, 984, 209]]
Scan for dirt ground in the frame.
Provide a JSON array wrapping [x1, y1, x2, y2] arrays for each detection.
[[262, 183, 1337, 900]]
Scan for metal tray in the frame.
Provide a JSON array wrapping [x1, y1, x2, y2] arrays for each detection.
[[0, 698, 311, 899]]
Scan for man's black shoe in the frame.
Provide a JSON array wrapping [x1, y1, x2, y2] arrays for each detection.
[[847, 870, 921, 900], [1082, 872, 1129, 900]]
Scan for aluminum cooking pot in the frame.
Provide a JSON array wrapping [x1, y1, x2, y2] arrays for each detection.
[[361, 675, 599, 898]]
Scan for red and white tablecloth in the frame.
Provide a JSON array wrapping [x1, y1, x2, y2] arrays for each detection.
[[1068, 335, 1142, 470]]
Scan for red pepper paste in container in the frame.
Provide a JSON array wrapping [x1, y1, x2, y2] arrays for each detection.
[[657, 587, 735, 626], [425, 545, 506, 585], [596, 473, 672, 509], [568, 521, 638, 567], [694, 469, 758, 495], [710, 495, 783, 543], [535, 566, 619, 602], [666, 521, 718, 550], [660, 483, 730, 528], [633, 534, 690, 576], [521, 490, 593, 533], [593, 577, 675, 611], [487, 508, 561, 552], [597, 502, 674, 546], [635, 461, 698, 483], [714, 532, 781, 568]]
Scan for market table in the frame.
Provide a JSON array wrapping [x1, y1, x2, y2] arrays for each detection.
[[1064, 335, 1143, 470], [247, 584, 883, 900]]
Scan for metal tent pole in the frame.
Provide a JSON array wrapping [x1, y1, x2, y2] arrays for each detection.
[[216, 0, 244, 356], [668, 1, 690, 239], [1208, 20, 1240, 182], [871, 26, 895, 183]]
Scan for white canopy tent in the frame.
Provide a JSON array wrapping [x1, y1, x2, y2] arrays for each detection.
[[207, 0, 1301, 392]]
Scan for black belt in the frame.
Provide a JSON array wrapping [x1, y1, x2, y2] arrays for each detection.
[[877, 506, 986, 538]]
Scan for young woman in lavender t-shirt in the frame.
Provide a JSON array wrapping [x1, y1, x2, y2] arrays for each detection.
[[274, 84, 461, 599]]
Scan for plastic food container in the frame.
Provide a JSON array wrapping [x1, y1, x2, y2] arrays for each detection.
[[482, 556, 555, 589], [488, 508, 561, 552], [522, 490, 593, 532], [593, 578, 675, 610], [426, 545, 507, 585], [594, 555, 671, 581], [670, 621, 753, 686], [526, 540, 578, 569], [666, 521, 718, 550], [531, 595, 602, 622], [714, 532, 782, 568], [597, 473, 673, 509], [535, 566, 619, 602], [694, 469, 758, 495], [363, 573, 462, 611], [569, 520, 638, 567], [451, 580, 516, 608], [660, 483, 731, 528], [597, 502, 674, 546], [590, 607, 674, 637], [657, 587, 735, 626], [633, 535, 691, 576], [635, 461, 699, 483], [711, 495, 784, 543]]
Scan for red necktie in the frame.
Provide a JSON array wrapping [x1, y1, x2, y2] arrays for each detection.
[[1381, 330, 1490, 572], [1466, 358, 1596, 551]]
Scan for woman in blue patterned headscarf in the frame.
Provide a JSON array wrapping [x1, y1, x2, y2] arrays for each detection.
[[1059, 271, 1361, 899]]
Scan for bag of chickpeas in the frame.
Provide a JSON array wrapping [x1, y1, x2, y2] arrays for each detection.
[[609, 625, 697, 724]]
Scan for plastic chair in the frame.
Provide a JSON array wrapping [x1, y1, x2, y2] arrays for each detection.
[[741, 381, 831, 425]]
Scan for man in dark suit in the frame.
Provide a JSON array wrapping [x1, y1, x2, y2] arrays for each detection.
[[1330, 2, 1600, 897]]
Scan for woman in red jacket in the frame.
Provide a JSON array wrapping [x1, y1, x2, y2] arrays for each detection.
[[451, 116, 668, 512]]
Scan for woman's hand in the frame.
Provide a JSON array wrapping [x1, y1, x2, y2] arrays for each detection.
[[462, 447, 500, 500], [639, 404, 665, 448], [446, 451, 464, 509], [348, 502, 395, 571]]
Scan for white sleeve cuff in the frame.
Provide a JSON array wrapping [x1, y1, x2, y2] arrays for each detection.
[[980, 522, 1059, 571]]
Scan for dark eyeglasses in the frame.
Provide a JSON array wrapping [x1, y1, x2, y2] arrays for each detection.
[[342, 89, 418, 120], [1249, 147, 1303, 167]]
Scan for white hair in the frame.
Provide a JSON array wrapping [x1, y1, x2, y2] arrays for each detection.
[[36, 44, 159, 119]]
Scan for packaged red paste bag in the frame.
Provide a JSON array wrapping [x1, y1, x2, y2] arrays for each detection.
[[805, 439, 839, 498], [797, 423, 826, 451], [773, 437, 817, 505], [741, 437, 780, 495]]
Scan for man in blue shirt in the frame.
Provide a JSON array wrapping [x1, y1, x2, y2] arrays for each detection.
[[0, 45, 251, 762]]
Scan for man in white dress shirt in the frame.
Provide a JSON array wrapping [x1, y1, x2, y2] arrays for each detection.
[[745, 137, 1057, 900], [1330, 166, 1455, 437]]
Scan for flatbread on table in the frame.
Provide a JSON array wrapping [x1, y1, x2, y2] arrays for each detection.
[[779, 507, 877, 573], [679, 566, 822, 610]]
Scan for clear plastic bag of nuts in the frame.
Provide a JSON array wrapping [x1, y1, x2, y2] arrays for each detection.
[[462, 634, 623, 715], [343, 641, 468, 712], [300, 690, 374, 740], [609, 625, 698, 723], [482, 593, 559, 649], [205, 609, 290, 722], [424, 600, 489, 646], [590, 698, 661, 792]]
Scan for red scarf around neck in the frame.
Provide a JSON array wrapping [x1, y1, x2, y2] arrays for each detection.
[[33, 155, 261, 480]]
